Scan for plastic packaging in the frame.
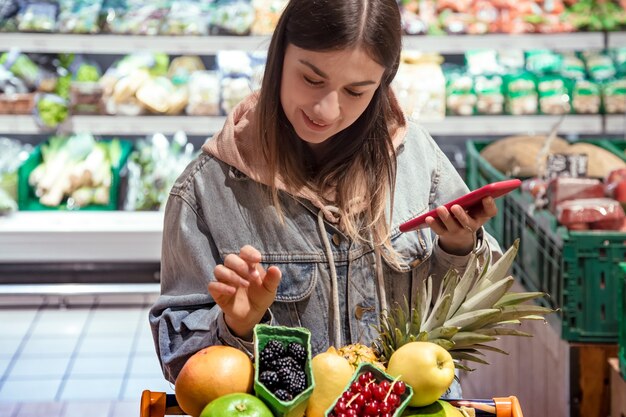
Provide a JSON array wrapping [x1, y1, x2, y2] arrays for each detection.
[[17, 0, 59, 32], [503, 72, 538, 115], [186, 70, 220, 116], [251, 0, 287, 35], [209, 0, 255, 36], [0, 48, 57, 92], [445, 68, 476, 116], [584, 52, 617, 82], [160, 0, 208, 35], [474, 74, 504, 115], [58, 0, 103, 33], [571, 79, 601, 114], [392, 52, 446, 121], [537, 75, 571, 115], [548, 177, 606, 213], [602, 79, 626, 114], [557, 198, 625, 228], [217, 51, 253, 115]]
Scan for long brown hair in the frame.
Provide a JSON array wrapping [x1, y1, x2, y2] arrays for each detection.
[[256, 0, 403, 258]]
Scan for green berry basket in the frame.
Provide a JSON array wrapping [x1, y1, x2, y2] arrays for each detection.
[[253, 324, 315, 417], [325, 362, 414, 417]]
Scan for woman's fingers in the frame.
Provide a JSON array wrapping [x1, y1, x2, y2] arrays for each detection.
[[214, 263, 250, 288], [262, 266, 282, 294]]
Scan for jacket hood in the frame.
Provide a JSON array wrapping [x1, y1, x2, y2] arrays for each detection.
[[202, 91, 407, 222]]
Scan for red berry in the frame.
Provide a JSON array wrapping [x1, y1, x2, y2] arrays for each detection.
[[358, 372, 370, 385], [334, 400, 348, 413], [388, 393, 400, 405], [393, 380, 406, 396], [373, 384, 386, 401], [346, 410, 358, 417], [379, 380, 391, 391]]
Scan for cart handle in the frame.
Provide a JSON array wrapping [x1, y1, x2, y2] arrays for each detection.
[[494, 396, 524, 417]]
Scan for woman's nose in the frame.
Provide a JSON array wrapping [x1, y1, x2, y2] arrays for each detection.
[[313, 91, 340, 122]]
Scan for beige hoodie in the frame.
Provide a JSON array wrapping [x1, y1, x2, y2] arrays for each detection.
[[202, 91, 407, 223]]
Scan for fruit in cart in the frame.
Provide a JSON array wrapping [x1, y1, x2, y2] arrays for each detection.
[[386, 342, 455, 407], [199, 393, 273, 417], [338, 342, 386, 371], [175, 345, 254, 417], [257, 339, 309, 400], [305, 347, 354, 417], [401, 400, 464, 417], [373, 240, 554, 375]]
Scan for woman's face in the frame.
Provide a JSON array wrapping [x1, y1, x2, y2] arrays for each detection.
[[280, 44, 385, 154]]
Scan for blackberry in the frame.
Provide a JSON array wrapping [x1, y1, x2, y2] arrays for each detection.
[[259, 340, 286, 369], [279, 368, 308, 396], [287, 342, 307, 366], [269, 356, 300, 372], [273, 389, 293, 402], [259, 370, 281, 391]]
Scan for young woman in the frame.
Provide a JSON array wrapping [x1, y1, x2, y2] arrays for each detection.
[[150, 0, 499, 396]]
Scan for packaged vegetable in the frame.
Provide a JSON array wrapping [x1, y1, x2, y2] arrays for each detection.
[[160, 0, 208, 35], [17, 0, 59, 32], [584, 52, 617, 82], [474, 74, 504, 115], [547, 177, 605, 213], [34, 93, 68, 129], [602, 78, 626, 114], [445, 68, 476, 116], [99, 0, 127, 33], [210, 0, 255, 35], [571, 79, 600, 114], [503, 72, 538, 115], [109, 0, 169, 35], [537, 75, 571, 115], [392, 52, 446, 121], [251, 0, 287, 35], [610, 47, 626, 76], [0, 49, 57, 92], [186, 70, 220, 116], [557, 198, 625, 228], [465, 49, 500, 76], [525, 50, 562, 76], [58, 0, 103, 33], [559, 52, 586, 80], [0, 137, 32, 211]]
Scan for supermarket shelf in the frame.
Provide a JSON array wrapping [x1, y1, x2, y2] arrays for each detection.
[[607, 31, 626, 49], [0, 32, 607, 55], [605, 114, 626, 137], [0, 115, 227, 135], [0, 32, 272, 54], [421, 114, 604, 135], [402, 32, 605, 53], [0, 114, 606, 136], [0, 211, 163, 262]]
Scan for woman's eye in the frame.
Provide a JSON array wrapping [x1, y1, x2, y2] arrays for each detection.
[[345, 89, 364, 98], [303, 76, 323, 86]]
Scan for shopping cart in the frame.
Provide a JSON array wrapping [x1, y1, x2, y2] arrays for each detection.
[[139, 390, 525, 417]]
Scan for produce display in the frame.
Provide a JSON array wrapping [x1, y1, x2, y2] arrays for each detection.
[[170, 242, 553, 417], [480, 135, 626, 231], [1, 0, 624, 35], [22, 133, 129, 209]]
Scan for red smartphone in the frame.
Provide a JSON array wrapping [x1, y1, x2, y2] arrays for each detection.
[[399, 179, 522, 232]]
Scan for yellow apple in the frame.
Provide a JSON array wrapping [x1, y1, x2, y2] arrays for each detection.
[[385, 342, 455, 407]]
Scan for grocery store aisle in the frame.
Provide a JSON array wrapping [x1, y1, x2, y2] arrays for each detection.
[[0, 302, 175, 417]]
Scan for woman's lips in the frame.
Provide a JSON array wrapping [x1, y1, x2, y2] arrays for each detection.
[[301, 109, 332, 132]]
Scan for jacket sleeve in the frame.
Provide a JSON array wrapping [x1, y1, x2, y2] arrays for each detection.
[[423, 132, 502, 280], [149, 192, 269, 383]]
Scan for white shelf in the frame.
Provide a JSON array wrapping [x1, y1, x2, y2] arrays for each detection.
[[402, 32, 605, 53], [0, 33, 271, 54], [422, 115, 603, 135], [0, 32, 606, 55], [0, 115, 227, 135], [0, 211, 163, 262], [605, 114, 626, 137], [607, 32, 626, 49], [0, 114, 606, 136]]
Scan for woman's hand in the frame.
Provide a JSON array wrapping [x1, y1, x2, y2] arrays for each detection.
[[425, 196, 498, 256], [209, 245, 282, 340]]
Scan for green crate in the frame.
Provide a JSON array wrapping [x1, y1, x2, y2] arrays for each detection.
[[468, 138, 626, 342], [17, 138, 132, 210], [502, 191, 625, 342], [618, 262, 626, 379], [595, 140, 626, 163], [465, 140, 510, 244]]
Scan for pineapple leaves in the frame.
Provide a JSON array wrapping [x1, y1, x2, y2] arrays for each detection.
[[450, 331, 497, 347], [451, 351, 490, 365], [467, 239, 519, 299], [422, 293, 452, 332], [475, 327, 533, 337], [456, 276, 515, 316], [444, 308, 500, 330], [447, 251, 480, 320], [494, 291, 547, 308]]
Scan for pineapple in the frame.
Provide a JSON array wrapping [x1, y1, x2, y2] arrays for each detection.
[[373, 239, 554, 372], [337, 343, 386, 371]]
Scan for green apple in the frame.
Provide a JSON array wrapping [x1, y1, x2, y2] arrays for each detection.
[[402, 400, 464, 416], [199, 393, 273, 417], [386, 341, 455, 407]]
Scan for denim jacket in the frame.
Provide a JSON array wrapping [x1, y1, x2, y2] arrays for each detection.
[[149, 119, 498, 391]]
